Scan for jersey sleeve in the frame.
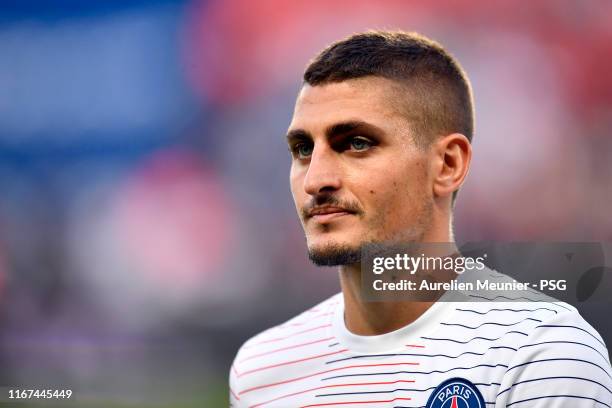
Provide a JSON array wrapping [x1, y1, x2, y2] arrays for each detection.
[[229, 341, 251, 408], [229, 357, 243, 408], [495, 306, 612, 407]]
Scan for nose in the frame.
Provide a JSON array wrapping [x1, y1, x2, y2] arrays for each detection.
[[303, 145, 342, 196]]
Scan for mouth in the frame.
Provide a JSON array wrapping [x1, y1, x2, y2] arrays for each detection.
[[307, 206, 354, 223]]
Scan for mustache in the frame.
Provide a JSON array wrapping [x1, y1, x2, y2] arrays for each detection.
[[301, 195, 364, 219]]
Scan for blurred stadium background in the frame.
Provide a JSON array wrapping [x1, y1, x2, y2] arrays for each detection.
[[0, 0, 611, 406]]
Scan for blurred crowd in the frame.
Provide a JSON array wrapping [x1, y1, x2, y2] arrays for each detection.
[[0, 0, 611, 406]]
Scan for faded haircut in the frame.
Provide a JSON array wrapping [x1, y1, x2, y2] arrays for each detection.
[[303, 30, 474, 201]]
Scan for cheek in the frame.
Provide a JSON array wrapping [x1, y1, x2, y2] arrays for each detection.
[[373, 188, 404, 220], [289, 169, 305, 205], [361, 181, 398, 224], [364, 168, 426, 222]]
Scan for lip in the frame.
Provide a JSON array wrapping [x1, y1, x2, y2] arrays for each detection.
[[311, 211, 351, 223], [308, 207, 353, 223]]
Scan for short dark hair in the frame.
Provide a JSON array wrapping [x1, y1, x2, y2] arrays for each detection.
[[304, 30, 474, 201]]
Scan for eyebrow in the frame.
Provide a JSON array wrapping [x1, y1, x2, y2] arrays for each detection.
[[286, 120, 383, 143]]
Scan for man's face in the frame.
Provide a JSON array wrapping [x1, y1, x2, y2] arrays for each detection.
[[287, 77, 434, 265]]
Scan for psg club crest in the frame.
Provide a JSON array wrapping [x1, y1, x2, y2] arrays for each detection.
[[426, 377, 486, 408]]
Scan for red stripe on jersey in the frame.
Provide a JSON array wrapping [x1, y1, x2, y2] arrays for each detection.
[[239, 362, 419, 395], [242, 324, 332, 349], [405, 344, 426, 348], [237, 349, 349, 377], [250, 379, 416, 407], [300, 396, 412, 407], [239, 337, 336, 363]]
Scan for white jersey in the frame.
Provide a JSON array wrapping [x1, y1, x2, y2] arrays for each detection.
[[230, 292, 612, 407]]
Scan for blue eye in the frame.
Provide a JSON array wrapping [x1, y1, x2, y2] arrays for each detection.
[[295, 143, 313, 158], [349, 137, 372, 151]]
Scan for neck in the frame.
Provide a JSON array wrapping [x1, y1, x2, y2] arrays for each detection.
[[339, 266, 437, 336], [339, 217, 454, 336]]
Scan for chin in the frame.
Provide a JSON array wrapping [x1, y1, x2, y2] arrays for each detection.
[[306, 237, 363, 267], [307, 234, 356, 252]]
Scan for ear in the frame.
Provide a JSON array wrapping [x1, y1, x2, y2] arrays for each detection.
[[431, 133, 472, 200]]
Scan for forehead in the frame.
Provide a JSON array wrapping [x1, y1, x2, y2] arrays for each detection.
[[289, 77, 409, 133]]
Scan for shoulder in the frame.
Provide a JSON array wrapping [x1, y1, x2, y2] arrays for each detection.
[[516, 302, 608, 354], [235, 292, 341, 358], [493, 301, 612, 407], [484, 300, 611, 368], [453, 269, 604, 346], [228, 293, 342, 403], [452, 298, 608, 359]]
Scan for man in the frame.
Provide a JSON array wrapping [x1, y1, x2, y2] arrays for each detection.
[[229, 31, 612, 407]]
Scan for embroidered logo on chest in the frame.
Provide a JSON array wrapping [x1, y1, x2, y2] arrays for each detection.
[[425, 377, 486, 408]]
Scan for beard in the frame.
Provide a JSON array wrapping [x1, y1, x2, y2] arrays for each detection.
[[305, 207, 432, 267], [308, 243, 362, 266], [303, 189, 434, 267]]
